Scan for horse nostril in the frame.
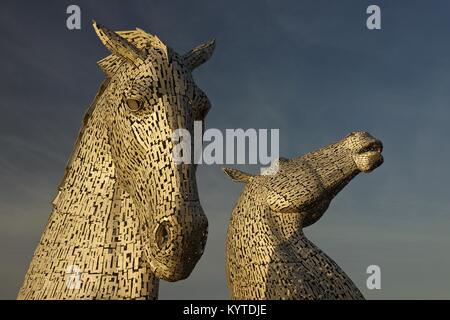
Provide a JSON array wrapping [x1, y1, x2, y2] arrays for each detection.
[[155, 222, 171, 250]]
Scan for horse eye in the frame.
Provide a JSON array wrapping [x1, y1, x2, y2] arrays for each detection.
[[155, 222, 170, 250], [126, 99, 143, 111]]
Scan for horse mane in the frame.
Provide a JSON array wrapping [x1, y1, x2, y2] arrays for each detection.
[[55, 78, 110, 192]]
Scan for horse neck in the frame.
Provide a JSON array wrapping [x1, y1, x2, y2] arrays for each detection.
[[228, 180, 362, 299], [258, 196, 359, 293], [236, 192, 349, 277], [234, 184, 305, 241], [231, 184, 327, 260], [18, 85, 158, 300]]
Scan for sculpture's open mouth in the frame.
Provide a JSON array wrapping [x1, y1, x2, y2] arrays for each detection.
[[353, 139, 384, 172], [358, 140, 383, 155]]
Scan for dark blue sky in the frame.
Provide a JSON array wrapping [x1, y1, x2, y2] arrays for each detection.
[[1, 0, 450, 299]]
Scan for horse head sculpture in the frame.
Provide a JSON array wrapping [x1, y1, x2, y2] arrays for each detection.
[[18, 22, 215, 299]]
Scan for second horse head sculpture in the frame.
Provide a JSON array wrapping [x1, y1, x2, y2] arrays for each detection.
[[223, 131, 383, 299]]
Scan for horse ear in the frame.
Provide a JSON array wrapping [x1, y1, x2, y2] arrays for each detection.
[[92, 21, 147, 66], [222, 167, 253, 183], [183, 39, 216, 71]]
